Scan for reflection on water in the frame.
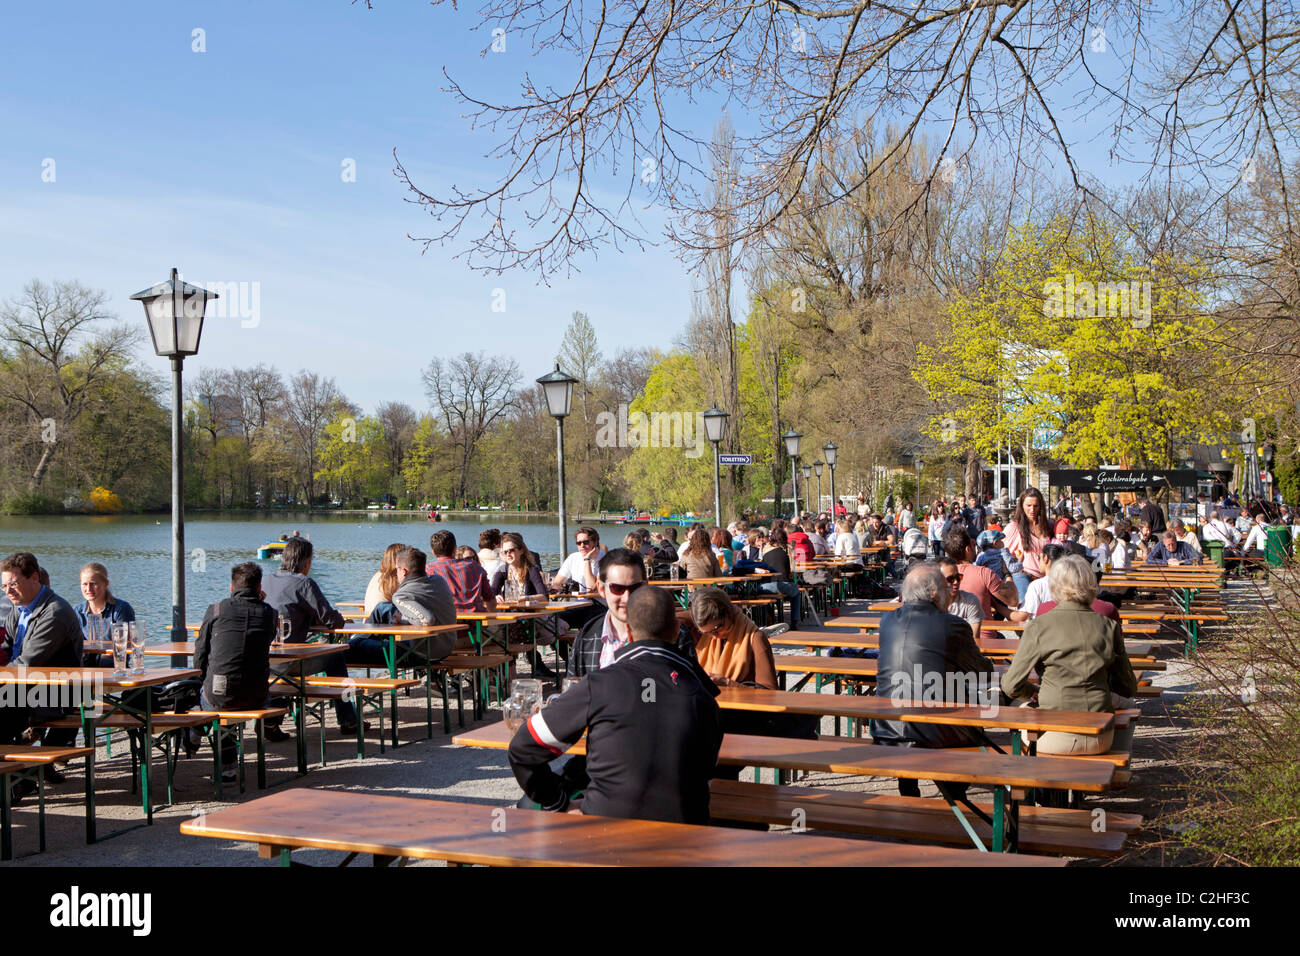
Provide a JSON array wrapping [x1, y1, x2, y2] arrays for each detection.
[[0, 512, 631, 666]]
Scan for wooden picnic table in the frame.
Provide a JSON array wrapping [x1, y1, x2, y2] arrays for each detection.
[[769, 632, 1156, 659], [179, 788, 1059, 867], [453, 722, 1116, 851], [0, 666, 199, 842], [144, 642, 346, 774]]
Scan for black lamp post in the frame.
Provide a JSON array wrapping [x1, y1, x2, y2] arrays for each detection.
[[782, 429, 802, 517], [823, 441, 838, 518], [800, 464, 812, 517], [536, 365, 578, 565], [813, 460, 824, 515], [703, 407, 729, 524], [130, 269, 218, 663]]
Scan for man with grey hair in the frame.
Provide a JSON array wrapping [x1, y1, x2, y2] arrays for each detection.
[[871, 563, 995, 799]]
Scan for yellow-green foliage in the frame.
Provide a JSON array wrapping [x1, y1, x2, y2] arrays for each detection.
[[916, 215, 1243, 467]]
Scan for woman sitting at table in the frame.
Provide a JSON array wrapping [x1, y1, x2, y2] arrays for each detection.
[[710, 527, 735, 573], [364, 543, 407, 618], [678, 527, 721, 579], [759, 528, 802, 625], [833, 518, 863, 565], [74, 562, 136, 632], [491, 532, 547, 597], [1000, 554, 1138, 755], [689, 587, 777, 689]]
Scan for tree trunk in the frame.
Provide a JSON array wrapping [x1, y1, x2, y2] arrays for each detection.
[[964, 448, 982, 497], [30, 442, 57, 491]]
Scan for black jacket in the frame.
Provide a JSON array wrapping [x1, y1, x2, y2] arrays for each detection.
[[870, 601, 996, 748], [194, 588, 276, 710], [508, 639, 722, 824], [1139, 502, 1167, 535]]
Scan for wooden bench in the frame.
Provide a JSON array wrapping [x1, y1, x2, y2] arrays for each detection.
[[707, 780, 1142, 858], [186, 707, 288, 793], [0, 746, 94, 860], [179, 788, 1062, 867], [270, 676, 422, 763], [39, 711, 216, 806]]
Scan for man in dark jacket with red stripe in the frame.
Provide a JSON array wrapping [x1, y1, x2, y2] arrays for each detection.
[[508, 585, 722, 825]]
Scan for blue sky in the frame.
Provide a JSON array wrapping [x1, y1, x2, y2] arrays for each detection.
[[0, 0, 706, 411], [0, 2, 1156, 412]]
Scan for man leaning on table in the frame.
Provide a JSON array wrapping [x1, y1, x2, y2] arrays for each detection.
[[0, 551, 84, 793], [1144, 530, 1204, 565], [508, 584, 722, 824]]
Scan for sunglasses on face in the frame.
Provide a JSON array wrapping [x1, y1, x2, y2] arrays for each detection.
[[945, 574, 961, 584], [604, 580, 645, 597], [576, 539, 594, 547], [501, 548, 518, 555]]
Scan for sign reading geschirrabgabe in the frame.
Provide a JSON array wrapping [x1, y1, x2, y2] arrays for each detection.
[[1047, 469, 1199, 491]]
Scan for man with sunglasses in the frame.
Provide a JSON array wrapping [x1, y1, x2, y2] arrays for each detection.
[[567, 549, 699, 677], [552, 528, 605, 594], [937, 557, 984, 638]]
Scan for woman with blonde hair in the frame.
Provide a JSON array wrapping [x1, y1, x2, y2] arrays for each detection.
[[364, 543, 407, 616], [75, 561, 136, 632], [1001, 555, 1138, 755]]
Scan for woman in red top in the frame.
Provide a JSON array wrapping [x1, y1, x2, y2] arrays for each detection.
[[1002, 487, 1054, 602]]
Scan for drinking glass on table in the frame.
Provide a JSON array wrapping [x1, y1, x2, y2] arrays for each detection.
[[128, 620, 145, 674], [503, 678, 544, 730], [110, 622, 129, 677], [279, 614, 293, 643]]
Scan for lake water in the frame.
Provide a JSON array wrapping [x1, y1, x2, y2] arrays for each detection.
[[0, 513, 635, 664]]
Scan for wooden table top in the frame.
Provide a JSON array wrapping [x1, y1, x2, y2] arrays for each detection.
[[143, 642, 347, 659], [453, 724, 1116, 791], [824, 615, 883, 629], [1100, 579, 1222, 590], [0, 744, 94, 761], [773, 654, 882, 678], [326, 623, 468, 637], [716, 686, 1113, 735], [494, 599, 594, 612], [649, 573, 773, 588], [0, 666, 199, 688], [769, 633, 1155, 658], [978, 619, 1162, 634], [456, 609, 565, 623], [178, 788, 1058, 867]]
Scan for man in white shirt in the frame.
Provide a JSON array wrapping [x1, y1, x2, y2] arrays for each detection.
[[1201, 510, 1240, 547], [552, 527, 606, 593], [1242, 514, 1270, 557]]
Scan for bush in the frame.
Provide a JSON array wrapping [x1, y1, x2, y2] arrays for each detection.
[[1166, 567, 1300, 865], [2, 492, 63, 515], [88, 486, 124, 513]]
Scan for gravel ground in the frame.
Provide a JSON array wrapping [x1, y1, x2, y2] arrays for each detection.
[[1, 575, 1252, 867]]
